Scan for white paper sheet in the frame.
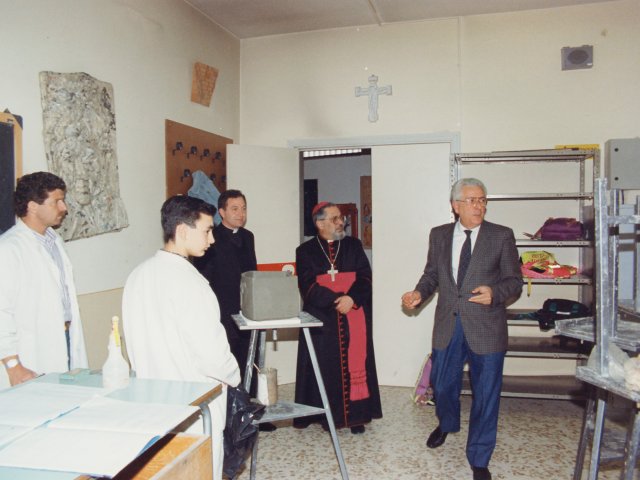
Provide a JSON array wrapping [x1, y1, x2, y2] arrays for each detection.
[[239, 311, 302, 327], [0, 428, 155, 477], [50, 396, 199, 434], [0, 396, 199, 477], [0, 382, 106, 428], [0, 425, 31, 449]]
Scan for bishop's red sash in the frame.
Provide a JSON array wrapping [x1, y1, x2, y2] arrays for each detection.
[[316, 271, 370, 401]]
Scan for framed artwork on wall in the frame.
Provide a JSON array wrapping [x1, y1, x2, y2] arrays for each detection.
[[0, 112, 22, 235], [337, 203, 358, 239]]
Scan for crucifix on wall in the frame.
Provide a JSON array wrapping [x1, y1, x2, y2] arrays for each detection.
[[355, 74, 392, 122]]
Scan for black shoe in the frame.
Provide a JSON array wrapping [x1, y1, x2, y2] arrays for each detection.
[[259, 422, 277, 432], [426, 426, 448, 448], [472, 466, 491, 480], [350, 425, 365, 434]]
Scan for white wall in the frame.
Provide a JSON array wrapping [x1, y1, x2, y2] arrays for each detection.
[[239, 0, 640, 384], [240, 19, 461, 144], [1, 0, 240, 295], [240, 1, 639, 150]]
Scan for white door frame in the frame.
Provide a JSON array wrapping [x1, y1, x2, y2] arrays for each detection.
[[289, 132, 461, 152]]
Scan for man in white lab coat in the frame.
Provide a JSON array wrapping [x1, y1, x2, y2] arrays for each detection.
[[123, 195, 240, 480], [0, 172, 88, 389]]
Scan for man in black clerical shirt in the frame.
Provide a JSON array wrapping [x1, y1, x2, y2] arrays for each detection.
[[194, 189, 256, 380], [195, 190, 277, 432]]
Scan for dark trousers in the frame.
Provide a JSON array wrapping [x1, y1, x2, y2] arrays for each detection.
[[431, 316, 505, 468]]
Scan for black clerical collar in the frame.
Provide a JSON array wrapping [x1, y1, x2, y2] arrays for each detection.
[[221, 224, 241, 234], [317, 236, 340, 246]]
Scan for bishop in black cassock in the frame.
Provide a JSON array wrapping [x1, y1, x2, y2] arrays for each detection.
[[294, 202, 382, 433]]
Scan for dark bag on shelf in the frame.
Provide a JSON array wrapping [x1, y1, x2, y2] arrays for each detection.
[[535, 298, 590, 331], [223, 385, 266, 479], [532, 217, 585, 241]]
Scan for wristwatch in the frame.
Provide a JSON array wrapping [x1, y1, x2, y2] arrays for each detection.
[[3, 358, 19, 369]]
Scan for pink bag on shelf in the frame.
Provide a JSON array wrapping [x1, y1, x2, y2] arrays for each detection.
[[519, 251, 577, 279]]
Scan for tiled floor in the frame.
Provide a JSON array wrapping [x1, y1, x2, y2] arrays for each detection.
[[235, 384, 634, 480]]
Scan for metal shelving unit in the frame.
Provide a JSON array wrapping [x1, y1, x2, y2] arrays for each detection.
[[452, 148, 599, 399], [556, 178, 640, 480]]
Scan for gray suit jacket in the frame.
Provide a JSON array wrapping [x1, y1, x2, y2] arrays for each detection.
[[414, 220, 522, 354]]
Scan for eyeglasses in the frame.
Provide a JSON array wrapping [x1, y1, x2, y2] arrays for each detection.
[[457, 197, 488, 206], [324, 215, 346, 225]]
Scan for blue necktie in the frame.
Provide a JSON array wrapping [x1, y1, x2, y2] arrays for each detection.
[[457, 230, 472, 287]]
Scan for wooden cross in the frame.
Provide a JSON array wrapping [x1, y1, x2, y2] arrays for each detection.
[[355, 74, 392, 122], [327, 264, 339, 282]]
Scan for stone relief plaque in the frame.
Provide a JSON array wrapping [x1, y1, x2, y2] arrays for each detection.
[[39, 71, 128, 241]]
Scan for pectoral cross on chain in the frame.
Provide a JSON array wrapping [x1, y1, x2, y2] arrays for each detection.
[[327, 264, 339, 281], [355, 74, 392, 122]]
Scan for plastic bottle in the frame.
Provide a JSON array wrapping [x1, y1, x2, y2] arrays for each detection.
[[102, 315, 130, 389]]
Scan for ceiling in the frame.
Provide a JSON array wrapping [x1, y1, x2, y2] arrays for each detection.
[[184, 0, 615, 39]]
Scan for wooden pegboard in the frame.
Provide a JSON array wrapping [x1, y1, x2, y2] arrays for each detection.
[[165, 119, 232, 198]]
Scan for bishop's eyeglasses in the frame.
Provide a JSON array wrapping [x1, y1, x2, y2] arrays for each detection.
[[457, 197, 488, 207], [324, 215, 347, 224]]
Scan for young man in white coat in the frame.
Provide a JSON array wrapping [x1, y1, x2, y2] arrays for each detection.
[[0, 172, 88, 388], [123, 195, 240, 480]]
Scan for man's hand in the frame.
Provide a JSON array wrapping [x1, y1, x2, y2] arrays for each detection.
[[334, 295, 355, 315], [6, 363, 37, 386], [401, 290, 422, 309], [469, 285, 493, 305]]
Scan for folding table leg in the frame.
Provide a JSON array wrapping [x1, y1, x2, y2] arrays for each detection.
[[588, 397, 607, 480], [574, 395, 595, 480], [243, 330, 259, 392], [246, 329, 261, 480], [303, 327, 349, 480]]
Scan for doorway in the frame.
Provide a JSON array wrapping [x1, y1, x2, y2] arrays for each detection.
[[302, 148, 373, 265], [228, 134, 459, 386], [296, 139, 455, 385]]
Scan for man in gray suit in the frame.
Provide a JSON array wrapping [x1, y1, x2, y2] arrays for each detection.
[[402, 178, 521, 480]]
